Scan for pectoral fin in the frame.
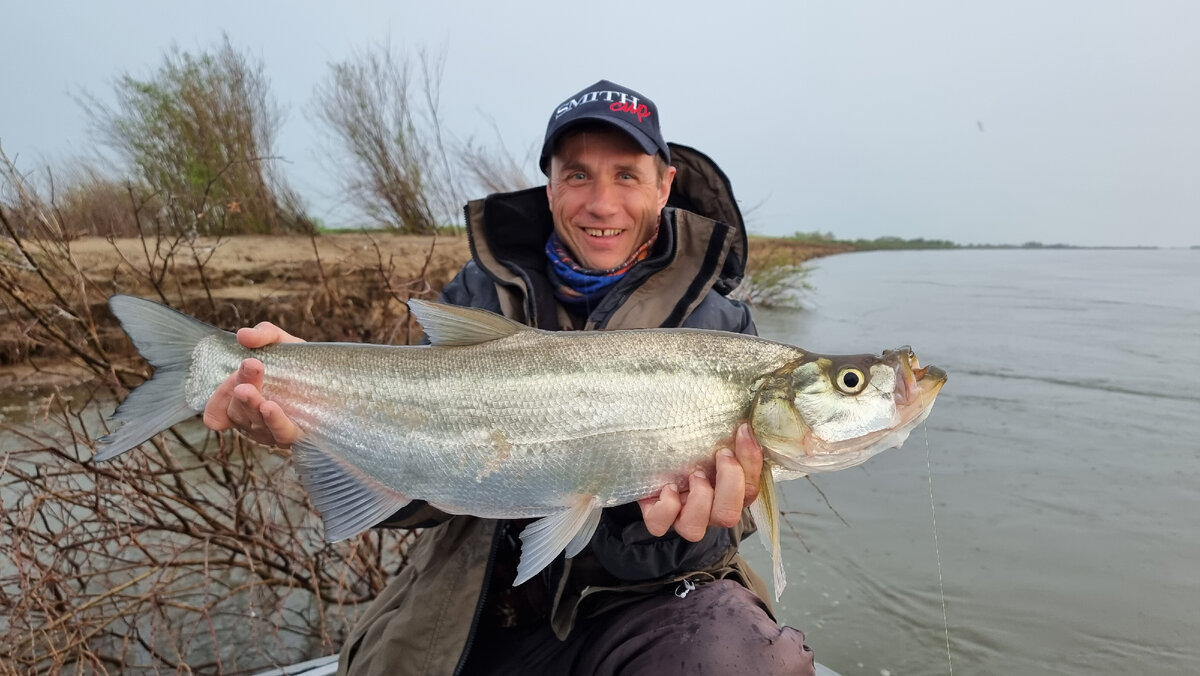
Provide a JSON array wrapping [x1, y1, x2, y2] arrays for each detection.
[[290, 436, 412, 542], [515, 496, 602, 586], [748, 461, 786, 599]]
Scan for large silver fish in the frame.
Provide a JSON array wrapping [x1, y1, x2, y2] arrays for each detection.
[[94, 295, 946, 597]]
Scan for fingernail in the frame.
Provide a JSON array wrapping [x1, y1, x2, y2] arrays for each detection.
[[718, 448, 735, 458], [693, 469, 707, 480], [664, 483, 678, 494]]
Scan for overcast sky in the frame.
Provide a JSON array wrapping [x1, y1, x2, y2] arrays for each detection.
[[3, 1, 1197, 246]]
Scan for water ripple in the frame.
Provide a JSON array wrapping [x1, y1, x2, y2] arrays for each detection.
[[959, 368, 1199, 403]]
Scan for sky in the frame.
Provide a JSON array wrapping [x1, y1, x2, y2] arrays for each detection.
[[2, 1, 1197, 247]]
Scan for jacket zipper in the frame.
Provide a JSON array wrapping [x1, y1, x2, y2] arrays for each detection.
[[451, 520, 504, 676]]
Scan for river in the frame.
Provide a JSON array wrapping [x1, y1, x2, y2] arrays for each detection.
[[741, 248, 1200, 675]]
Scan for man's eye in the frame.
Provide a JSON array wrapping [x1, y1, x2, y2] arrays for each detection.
[[618, 172, 636, 181], [570, 172, 587, 181]]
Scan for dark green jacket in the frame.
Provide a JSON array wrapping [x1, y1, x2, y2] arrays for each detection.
[[338, 145, 771, 676]]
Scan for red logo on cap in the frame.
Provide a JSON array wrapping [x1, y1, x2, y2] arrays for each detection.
[[610, 100, 651, 123]]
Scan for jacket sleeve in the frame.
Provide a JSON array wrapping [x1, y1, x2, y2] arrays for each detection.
[[589, 292, 759, 580], [588, 504, 746, 582], [683, 291, 758, 337], [373, 263, 491, 529]]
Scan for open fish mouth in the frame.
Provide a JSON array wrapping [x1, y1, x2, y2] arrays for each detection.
[[887, 346, 948, 409]]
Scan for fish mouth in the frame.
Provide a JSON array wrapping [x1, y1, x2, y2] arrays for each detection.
[[887, 346, 948, 410]]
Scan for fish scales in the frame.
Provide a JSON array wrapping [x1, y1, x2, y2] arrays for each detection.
[[189, 328, 804, 517]]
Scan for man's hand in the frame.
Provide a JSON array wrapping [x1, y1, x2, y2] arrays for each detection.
[[202, 322, 304, 448], [638, 423, 763, 542]]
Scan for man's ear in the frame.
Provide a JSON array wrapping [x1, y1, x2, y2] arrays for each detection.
[[657, 166, 677, 211], [546, 181, 554, 210]]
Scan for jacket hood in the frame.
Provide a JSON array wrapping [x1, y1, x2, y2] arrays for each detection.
[[664, 142, 747, 294]]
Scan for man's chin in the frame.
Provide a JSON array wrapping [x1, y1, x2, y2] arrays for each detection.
[[575, 236, 632, 270]]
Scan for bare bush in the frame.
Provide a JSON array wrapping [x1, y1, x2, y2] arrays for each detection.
[[53, 168, 147, 239], [79, 35, 301, 236], [0, 146, 461, 675], [456, 117, 537, 196], [313, 45, 466, 233], [733, 237, 857, 309], [733, 262, 811, 309], [1, 414, 418, 675]]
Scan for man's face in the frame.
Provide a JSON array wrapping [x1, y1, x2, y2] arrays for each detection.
[[547, 127, 675, 270]]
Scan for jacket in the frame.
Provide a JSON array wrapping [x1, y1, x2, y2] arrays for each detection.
[[337, 144, 771, 676]]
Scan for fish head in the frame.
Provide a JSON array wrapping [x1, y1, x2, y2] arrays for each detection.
[[750, 346, 947, 474]]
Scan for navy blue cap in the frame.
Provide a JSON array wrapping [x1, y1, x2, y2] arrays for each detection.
[[539, 79, 670, 175]]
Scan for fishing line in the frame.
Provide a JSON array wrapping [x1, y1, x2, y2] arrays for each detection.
[[925, 423, 954, 675]]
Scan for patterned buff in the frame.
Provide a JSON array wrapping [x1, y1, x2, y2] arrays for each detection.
[[545, 228, 659, 308]]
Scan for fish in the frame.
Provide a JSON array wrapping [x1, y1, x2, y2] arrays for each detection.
[[94, 295, 947, 597]]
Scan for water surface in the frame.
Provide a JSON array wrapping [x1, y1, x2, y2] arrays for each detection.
[[745, 249, 1200, 675]]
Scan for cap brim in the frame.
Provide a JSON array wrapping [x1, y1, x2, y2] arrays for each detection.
[[540, 116, 663, 174]]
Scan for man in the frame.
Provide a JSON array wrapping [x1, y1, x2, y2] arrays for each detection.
[[204, 80, 817, 675]]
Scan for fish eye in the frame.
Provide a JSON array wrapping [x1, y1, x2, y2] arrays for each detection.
[[835, 367, 867, 394]]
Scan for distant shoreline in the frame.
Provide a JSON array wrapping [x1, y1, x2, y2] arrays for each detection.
[[830, 244, 1190, 252], [773, 230, 1196, 252]]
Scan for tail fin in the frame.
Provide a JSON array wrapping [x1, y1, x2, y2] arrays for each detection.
[[93, 295, 224, 461]]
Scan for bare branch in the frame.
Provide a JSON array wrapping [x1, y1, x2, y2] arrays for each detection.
[[312, 42, 460, 233]]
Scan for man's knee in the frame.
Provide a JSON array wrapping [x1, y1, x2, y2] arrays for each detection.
[[589, 580, 816, 676], [669, 581, 814, 674]]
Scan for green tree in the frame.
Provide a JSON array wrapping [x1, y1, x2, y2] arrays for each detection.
[[81, 35, 302, 235]]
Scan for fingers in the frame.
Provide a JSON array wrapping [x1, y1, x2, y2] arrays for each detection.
[[202, 360, 261, 430], [708, 448, 746, 528], [637, 423, 766, 542], [732, 423, 763, 508], [638, 484, 681, 537], [236, 322, 304, 349], [205, 323, 304, 445], [258, 399, 300, 446], [232, 380, 268, 431], [676, 469, 714, 541], [236, 358, 266, 394], [202, 373, 240, 431], [200, 358, 297, 448]]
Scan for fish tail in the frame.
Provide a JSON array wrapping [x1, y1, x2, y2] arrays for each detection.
[[92, 295, 225, 461]]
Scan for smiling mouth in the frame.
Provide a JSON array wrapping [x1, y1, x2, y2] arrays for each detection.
[[583, 228, 623, 238]]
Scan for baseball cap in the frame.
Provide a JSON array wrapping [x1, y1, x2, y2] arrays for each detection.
[[539, 79, 670, 175]]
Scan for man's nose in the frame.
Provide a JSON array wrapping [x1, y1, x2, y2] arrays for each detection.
[[585, 179, 620, 217]]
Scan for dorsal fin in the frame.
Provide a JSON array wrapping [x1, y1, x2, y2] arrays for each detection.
[[407, 299, 530, 346]]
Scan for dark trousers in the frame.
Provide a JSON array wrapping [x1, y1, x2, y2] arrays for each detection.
[[462, 579, 816, 676]]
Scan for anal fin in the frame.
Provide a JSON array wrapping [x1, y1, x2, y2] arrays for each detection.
[[749, 461, 787, 599], [515, 496, 601, 586]]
